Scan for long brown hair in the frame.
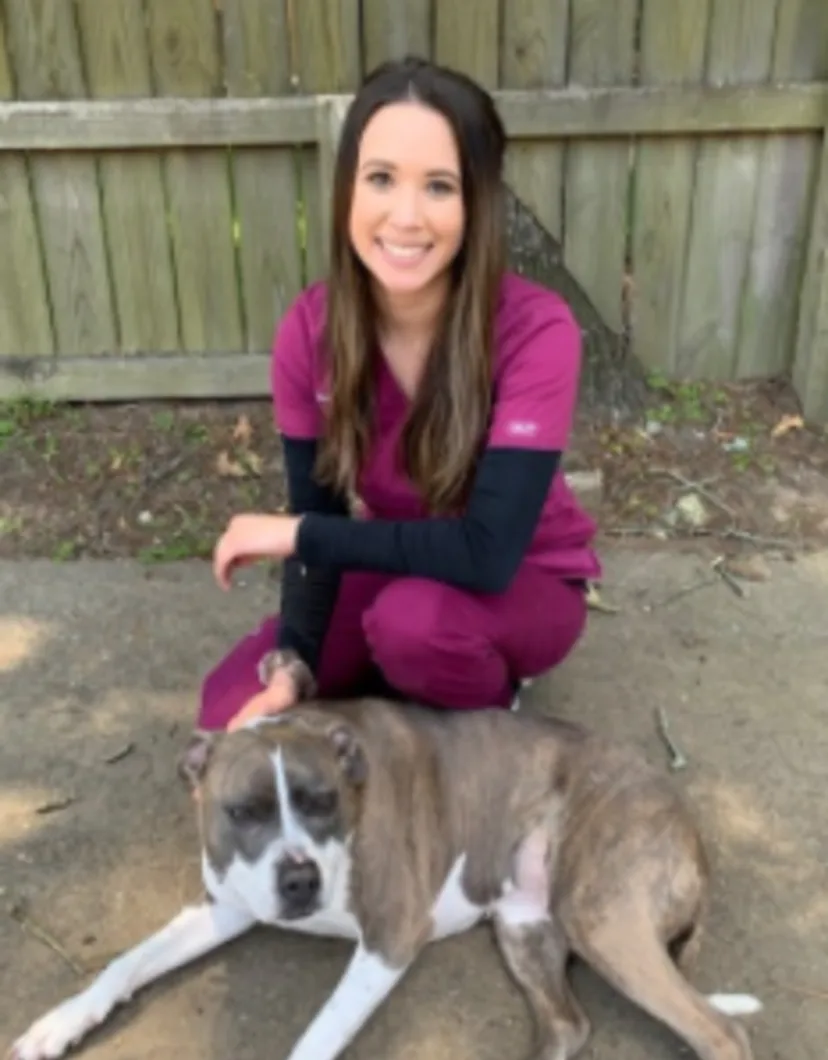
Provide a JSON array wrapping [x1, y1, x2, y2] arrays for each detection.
[[315, 56, 507, 514]]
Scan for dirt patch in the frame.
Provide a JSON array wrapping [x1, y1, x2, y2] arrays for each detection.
[[0, 399, 287, 562], [575, 375, 828, 557], [0, 376, 826, 563]]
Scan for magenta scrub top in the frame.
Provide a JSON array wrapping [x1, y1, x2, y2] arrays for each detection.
[[272, 270, 602, 584]]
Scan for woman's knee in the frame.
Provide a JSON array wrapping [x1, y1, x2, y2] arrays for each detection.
[[362, 578, 511, 707]]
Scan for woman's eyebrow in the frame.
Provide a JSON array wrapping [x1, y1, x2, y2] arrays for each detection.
[[359, 159, 460, 180]]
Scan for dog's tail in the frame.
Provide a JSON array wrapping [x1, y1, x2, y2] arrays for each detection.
[[706, 993, 763, 1017]]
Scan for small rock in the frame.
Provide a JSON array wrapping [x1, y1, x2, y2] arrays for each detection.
[[726, 554, 772, 583], [138, 510, 153, 525], [673, 493, 709, 529]]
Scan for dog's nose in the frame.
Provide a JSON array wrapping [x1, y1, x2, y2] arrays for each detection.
[[277, 858, 321, 910]]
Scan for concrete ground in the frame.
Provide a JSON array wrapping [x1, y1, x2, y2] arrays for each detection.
[[1, 546, 825, 1059]]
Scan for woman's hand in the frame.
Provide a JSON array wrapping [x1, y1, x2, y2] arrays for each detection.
[[227, 668, 297, 731], [213, 513, 301, 589]]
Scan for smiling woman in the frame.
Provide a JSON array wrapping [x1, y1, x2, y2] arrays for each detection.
[[348, 101, 466, 303], [202, 56, 602, 731]]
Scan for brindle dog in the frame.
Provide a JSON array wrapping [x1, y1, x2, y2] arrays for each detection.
[[9, 698, 761, 1060]]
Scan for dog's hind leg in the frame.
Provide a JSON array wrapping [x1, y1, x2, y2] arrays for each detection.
[[9, 900, 255, 1060], [493, 915, 590, 1060], [492, 826, 590, 1060], [568, 904, 756, 1060]]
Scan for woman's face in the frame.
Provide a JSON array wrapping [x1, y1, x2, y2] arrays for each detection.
[[348, 101, 465, 301]]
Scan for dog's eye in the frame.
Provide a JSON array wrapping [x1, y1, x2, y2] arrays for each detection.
[[291, 787, 337, 817], [226, 800, 272, 825]]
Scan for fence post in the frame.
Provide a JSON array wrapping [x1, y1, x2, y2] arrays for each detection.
[[792, 123, 828, 422], [314, 94, 351, 273]]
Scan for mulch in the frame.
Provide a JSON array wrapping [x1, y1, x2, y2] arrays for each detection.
[[0, 376, 825, 564]]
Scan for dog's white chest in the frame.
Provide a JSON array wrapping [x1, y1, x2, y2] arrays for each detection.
[[429, 854, 487, 940]]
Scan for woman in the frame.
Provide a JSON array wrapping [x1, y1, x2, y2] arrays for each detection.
[[202, 56, 601, 731]]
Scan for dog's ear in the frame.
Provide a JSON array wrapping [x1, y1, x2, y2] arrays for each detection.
[[328, 723, 367, 787], [178, 729, 217, 790]]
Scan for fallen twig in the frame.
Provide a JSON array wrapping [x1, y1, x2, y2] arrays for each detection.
[[655, 707, 688, 771], [649, 574, 719, 610], [103, 742, 134, 765], [35, 795, 75, 815], [604, 525, 673, 538], [721, 528, 800, 551], [8, 900, 85, 976], [649, 467, 736, 518], [143, 450, 191, 489], [604, 523, 802, 555], [711, 555, 746, 598]]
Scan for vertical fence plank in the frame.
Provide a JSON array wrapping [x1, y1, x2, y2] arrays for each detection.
[[630, 0, 710, 372], [293, 0, 362, 94], [736, 0, 828, 378], [501, 0, 569, 239], [146, 0, 243, 353], [675, 0, 778, 378], [292, 0, 362, 282], [223, 0, 304, 349], [434, 0, 500, 88], [75, 0, 179, 355], [362, 0, 432, 72], [5, 0, 116, 356], [792, 127, 828, 422], [563, 0, 638, 334], [0, 8, 53, 357]]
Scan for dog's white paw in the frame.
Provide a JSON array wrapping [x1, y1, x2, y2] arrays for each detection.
[[8, 986, 116, 1060]]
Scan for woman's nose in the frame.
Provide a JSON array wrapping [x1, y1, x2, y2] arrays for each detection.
[[388, 187, 422, 227]]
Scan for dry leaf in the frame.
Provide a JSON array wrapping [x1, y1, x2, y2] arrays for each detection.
[[216, 450, 247, 478], [725, 554, 772, 583], [771, 413, 804, 439], [232, 415, 253, 446], [242, 451, 263, 476], [585, 581, 620, 614], [110, 452, 124, 472]]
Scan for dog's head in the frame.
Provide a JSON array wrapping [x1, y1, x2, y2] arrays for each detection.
[[179, 707, 367, 924]]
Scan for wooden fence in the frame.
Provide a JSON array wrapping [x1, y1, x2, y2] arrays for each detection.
[[0, 0, 827, 420]]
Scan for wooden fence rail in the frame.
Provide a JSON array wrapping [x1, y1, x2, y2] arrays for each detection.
[[0, 0, 826, 421]]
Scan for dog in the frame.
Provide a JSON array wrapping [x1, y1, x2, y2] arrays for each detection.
[[8, 697, 761, 1060]]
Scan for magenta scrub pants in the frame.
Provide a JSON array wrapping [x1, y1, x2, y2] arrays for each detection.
[[198, 565, 587, 730]]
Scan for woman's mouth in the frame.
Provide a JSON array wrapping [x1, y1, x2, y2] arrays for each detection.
[[376, 239, 432, 269]]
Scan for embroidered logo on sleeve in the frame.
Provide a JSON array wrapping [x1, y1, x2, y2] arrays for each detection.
[[505, 419, 540, 437]]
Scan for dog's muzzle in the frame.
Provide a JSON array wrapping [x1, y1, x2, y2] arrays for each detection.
[[276, 857, 322, 918]]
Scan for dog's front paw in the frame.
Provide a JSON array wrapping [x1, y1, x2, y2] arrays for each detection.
[[8, 987, 114, 1060]]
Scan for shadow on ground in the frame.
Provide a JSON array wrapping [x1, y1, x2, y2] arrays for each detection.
[[1, 546, 825, 1058]]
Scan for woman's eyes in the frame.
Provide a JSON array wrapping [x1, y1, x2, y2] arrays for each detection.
[[364, 172, 456, 197], [426, 179, 456, 197], [366, 170, 393, 188]]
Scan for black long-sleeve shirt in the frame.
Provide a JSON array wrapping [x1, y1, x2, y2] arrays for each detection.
[[276, 434, 560, 674]]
